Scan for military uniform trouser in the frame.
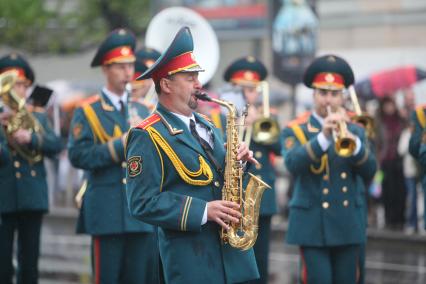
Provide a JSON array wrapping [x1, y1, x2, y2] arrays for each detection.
[[0, 211, 43, 284], [246, 216, 272, 284], [91, 232, 159, 284], [299, 244, 362, 284]]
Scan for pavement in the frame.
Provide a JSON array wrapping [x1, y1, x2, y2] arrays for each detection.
[[34, 211, 426, 284]]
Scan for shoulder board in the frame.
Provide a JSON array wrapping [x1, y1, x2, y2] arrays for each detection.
[[136, 113, 161, 130], [197, 112, 212, 123], [286, 111, 310, 127], [78, 95, 100, 107]]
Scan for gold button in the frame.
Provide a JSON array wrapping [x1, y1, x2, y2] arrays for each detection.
[[322, 202, 329, 209], [31, 170, 36, 177], [214, 181, 220, 188], [122, 162, 127, 168], [342, 186, 348, 193], [323, 188, 329, 195], [343, 200, 349, 207], [255, 151, 262, 159], [122, 178, 127, 184], [14, 161, 20, 168], [16, 172, 21, 178], [340, 172, 347, 179], [323, 175, 329, 181]]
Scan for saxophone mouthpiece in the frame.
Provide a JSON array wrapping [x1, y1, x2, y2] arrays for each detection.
[[194, 91, 211, 102]]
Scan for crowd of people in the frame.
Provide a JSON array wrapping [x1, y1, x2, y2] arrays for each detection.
[[0, 25, 425, 284]]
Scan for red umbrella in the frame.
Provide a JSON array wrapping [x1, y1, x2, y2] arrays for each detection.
[[355, 66, 426, 100]]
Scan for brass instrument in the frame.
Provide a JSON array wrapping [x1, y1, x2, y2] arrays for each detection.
[[195, 91, 271, 250], [0, 70, 43, 163], [252, 81, 280, 145], [327, 106, 356, 157], [348, 86, 375, 139]]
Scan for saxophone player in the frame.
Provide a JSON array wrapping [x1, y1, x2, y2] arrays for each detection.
[[213, 56, 281, 284], [125, 27, 260, 284], [281, 55, 377, 284], [0, 53, 62, 283]]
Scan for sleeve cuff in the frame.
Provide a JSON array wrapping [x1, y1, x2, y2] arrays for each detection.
[[352, 136, 362, 156], [108, 137, 125, 162], [317, 132, 331, 151], [201, 204, 208, 225], [179, 196, 206, 232], [305, 135, 327, 162]]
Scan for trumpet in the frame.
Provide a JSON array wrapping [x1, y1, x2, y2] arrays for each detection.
[[327, 106, 356, 157], [251, 81, 280, 145], [348, 86, 375, 139]]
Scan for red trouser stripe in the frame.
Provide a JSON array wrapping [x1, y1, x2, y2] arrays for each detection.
[[94, 237, 101, 284], [300, 248, 308, 284]]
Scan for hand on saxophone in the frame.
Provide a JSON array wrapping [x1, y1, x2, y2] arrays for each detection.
[[237, 141, 260, 167], [207, 200, 241, 230]]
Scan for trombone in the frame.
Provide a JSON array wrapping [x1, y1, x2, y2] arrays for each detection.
[[327, 106, 356, 157], [251, 81, 280, 145], [348, 86, 375, 139]]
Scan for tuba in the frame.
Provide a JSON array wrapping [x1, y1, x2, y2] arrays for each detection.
[[0, 70, 43, 163], [348, 86, 375, 139], [195, 92, 271, 250], [252, 81, 280, 145], [327, 106, 356, 157]]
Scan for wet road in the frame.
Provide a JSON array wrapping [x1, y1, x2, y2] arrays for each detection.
[[38, 214, 426, 283]]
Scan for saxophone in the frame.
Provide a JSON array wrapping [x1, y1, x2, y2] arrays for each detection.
[[0, 70, 44, 163], [195, 92, 271, 250]]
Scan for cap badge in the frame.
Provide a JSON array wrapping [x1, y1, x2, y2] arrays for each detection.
[[121, 47, 131, 56], [10, 53, 18, 60], [244, 71, 254, 80], [325, 73, 335, 83], [118, 29, 126, 35], [247, 56, 255, 63]]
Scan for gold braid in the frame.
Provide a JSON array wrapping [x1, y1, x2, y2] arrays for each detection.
[[146, 126, 213, 186]]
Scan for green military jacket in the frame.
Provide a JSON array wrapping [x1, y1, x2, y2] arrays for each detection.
[[408, 105, 426, 227], [0, 110, 62, 213], [126, 104, 259, 284], [67, 91, 153, 235], [281, 114, 376, 246], [210, 110, 281, 216]]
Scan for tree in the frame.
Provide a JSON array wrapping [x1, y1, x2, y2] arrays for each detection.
[[0, 0, 151, 54]]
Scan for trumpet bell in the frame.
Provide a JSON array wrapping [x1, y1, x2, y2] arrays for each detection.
[[252, 118, 280, 145], [335, 137, 356, 157]]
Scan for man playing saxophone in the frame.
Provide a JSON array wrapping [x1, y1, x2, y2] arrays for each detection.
[[0, 53, 62, 283], [125, 27, 261, 284], [212, 56, 281, 284], [281, 55, 377, 284]]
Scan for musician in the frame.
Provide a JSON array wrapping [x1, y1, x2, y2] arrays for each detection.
[[126, 27, 260, 284], [67, 29, 158, 283], [281, 55, 377, 283], [0, 53, 62, 283], [213, 56, 281, 284], [408, 103, 426, 230]]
